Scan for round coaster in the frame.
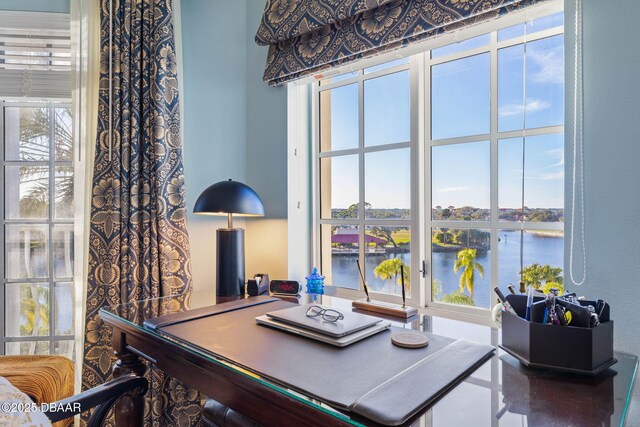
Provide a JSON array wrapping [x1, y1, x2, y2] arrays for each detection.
[[391, 332, 429, 349]]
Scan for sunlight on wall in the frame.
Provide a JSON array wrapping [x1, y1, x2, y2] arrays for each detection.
[[245, 219, 288, 281]]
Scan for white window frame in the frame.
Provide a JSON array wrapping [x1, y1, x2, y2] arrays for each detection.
[[313, 59, 422, 306], [288, 0, 564, 319], [1, 100, 76, 356], [0, 10, 76, 356]]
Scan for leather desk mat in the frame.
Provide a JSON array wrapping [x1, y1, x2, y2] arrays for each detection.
[[146, 298, 495, 426]]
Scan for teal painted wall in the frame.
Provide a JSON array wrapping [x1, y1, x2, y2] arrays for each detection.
[[181, 0, 288, 291], [564, 0, 640, 355], [0, 0, 69, 12], [244, 0, 288, 282], [182, 0, 248, 202], [245, 0, 287, 219], [181, 0, 248, 292]]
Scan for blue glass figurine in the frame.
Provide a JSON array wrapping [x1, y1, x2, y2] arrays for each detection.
[[305, 267, 325, 302]]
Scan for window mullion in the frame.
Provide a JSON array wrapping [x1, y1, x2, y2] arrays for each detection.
[[49, 104, 56, 348], [409, 53, 422, 305], [424, 50, 433, 307], [0, 102, 5, 355], [490, 30, 500, 308], [495, 26, 564, 50], [357, 70, 366, 277]]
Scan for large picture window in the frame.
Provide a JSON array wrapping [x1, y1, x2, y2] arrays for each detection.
[[0, 10, 75, 356], [313, 7, 564, 312], [318, 58, 418, 302]]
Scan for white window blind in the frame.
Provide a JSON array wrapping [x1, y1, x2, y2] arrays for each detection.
[[0, 11, 70, 99]]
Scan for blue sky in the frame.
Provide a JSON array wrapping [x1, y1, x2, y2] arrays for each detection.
[[324, 23, 564, 212]]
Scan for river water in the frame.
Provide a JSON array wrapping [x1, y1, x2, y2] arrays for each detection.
[[330, 230, 564, 308]]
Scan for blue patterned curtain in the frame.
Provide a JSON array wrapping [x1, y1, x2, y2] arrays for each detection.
[[82, 0, 199, 425], [257, 0, 549, 86]]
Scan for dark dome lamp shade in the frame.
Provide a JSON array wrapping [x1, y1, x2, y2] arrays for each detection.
[[193, 179, 265, 297], [194, 179, 265, 228]]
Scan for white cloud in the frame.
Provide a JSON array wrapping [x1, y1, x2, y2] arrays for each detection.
[[545, 148, 564, 156], [527, 172, 563, 180], [528, 45, 564, 84], [499, 98, 551, 117], [544, 148, 564, 168], [547, 159, 564, 168], [438, 186, 470, 193]]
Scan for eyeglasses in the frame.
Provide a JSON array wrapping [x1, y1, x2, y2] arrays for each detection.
[[306, 306, 344, 322]]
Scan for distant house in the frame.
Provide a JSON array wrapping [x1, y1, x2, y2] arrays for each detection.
[[332, 229, 386, 245]]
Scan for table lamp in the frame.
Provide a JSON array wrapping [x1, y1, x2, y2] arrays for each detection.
[[194, 179, 265, 296]]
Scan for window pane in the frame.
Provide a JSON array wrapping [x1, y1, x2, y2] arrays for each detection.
[[364, 57, 409, 74], [6, 341, 50, 356], [55, 107, 73, 161], [432, 53, 490, 139], [365, 148, 410, 219], [320, 84, 358, 151], [54, 340, 75, 360], [53, 225, 74, 278], [321, 224, 359, 289], [499, 134, 564, 222], [364, 70, 410, 146], [5, 225, 49, 279], [499, 24, 524, 43], [320, 155, 359, 219], [498, 12, 564, 41], [5, 283, 50, 337], [54, 282, 74, 335], [432, 141, 490, 220], [4, 107, 50, 161], [498, 36, 564, 131], [498, 229, 564, 292], [498, 137, 524, 220], [524, 134, 564, 220], [498, 44, 525, 132], [5, 165, 50, 219], [365, 226, 410, 296], [432, 34, 490, 58], [526, 35, 564, 129], [319, 71, 357, 85], [55, 166, 74, 218], [431, 228, 491, 308]]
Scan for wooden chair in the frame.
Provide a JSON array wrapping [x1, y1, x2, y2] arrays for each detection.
[[0, 355, 147, 426], [44, 373, 148, 426]]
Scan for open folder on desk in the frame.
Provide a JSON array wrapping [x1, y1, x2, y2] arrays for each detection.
[[144, 297, 494, 426]]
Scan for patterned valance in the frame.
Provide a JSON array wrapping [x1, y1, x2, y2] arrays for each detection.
[[257, 0, 548, 86]]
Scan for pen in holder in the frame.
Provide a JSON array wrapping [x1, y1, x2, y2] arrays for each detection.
[[351, 260, 417, 319]]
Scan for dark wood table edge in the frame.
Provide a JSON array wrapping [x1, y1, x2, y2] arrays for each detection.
[[100, 309, 359, 427]]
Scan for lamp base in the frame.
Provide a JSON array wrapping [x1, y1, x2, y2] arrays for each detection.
[[216, 228, 245, 297]]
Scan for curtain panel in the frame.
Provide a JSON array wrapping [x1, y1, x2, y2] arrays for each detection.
[[81, 0, 199, 425], [258, 0, 549, 86]]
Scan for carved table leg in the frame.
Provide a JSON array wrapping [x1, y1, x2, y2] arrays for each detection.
[[113, 349, 146, 426]]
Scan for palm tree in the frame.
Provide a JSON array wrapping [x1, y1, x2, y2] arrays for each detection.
[[441, 292, 476, 306], [374, 258, 409, 293], [453, 248, 484, 299], [18, 107, 74, 218], [374, 259, 397, 293], [519, 264, 563, 289]]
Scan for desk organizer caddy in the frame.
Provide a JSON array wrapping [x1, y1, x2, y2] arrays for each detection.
[[500, 294, 615, 375]]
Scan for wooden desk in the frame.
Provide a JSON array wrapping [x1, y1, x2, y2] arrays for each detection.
[[100, 294, 638, 426]]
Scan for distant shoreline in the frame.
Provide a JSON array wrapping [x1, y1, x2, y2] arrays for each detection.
[[525, 230, 563, 237]]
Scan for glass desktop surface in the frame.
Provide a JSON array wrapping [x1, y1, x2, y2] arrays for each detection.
[[101, 293, 638, 427]]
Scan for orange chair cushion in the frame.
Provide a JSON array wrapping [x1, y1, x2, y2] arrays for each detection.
[[0, 355, 74, 426]]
